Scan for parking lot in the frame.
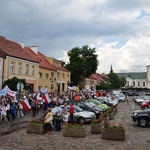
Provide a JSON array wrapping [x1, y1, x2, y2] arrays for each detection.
[[0, 96, 150, 150]]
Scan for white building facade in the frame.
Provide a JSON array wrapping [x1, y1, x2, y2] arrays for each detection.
[[117, 72, 147, 89]]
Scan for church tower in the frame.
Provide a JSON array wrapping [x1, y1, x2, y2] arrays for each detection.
[[110, 65, 113, 73]]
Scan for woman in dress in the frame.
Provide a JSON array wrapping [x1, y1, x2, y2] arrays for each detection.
[[44, 107, 53, 134], [62, 103, 69, 126]]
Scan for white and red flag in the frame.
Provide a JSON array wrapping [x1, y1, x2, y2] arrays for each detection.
[[21, 98, 31, 111], [42, 93, 51, 104], [36, 91, 40, 100]]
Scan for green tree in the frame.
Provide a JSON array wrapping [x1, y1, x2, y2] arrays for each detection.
[[119, 77, 127, 88], [96, 81, 112, 90], [65, 45, 99, 85], [107, 72, 127, 89], [108, 72, 121, 89], [3, 77, 26, 91]]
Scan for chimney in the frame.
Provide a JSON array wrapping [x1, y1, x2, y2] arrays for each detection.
[[21, 41, 24, 49]]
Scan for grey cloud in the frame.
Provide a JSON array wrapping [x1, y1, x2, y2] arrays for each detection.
[[0, 0, 150, 73]]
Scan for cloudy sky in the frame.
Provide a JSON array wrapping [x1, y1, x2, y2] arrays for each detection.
[[0, 0, 150, 74]]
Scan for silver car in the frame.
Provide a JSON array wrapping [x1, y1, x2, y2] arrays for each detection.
[[60, 105, 96, 124]]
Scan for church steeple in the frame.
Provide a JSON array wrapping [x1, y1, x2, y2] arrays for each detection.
[[110, 65, 113, 73]]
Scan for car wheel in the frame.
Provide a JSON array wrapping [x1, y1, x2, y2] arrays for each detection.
[[78, 117, 85, 125], [138, 117, 148, 127]]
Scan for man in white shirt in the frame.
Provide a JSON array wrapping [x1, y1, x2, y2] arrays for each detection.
[[55, 102, 62, 131], [0, 102, 9, 124]]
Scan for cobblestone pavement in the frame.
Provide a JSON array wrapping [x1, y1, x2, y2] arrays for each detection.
[[0, 97, 150, 150]]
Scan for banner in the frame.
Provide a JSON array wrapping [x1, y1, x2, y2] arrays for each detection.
[[0, 88, 6, 96], [0, 85, 16, 97]]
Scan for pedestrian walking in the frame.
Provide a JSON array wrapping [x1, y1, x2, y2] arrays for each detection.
[[11, 102, 17, 121], [17, 100, 24, 118], [31, 99, 37, 117], [0, 102, 9, 124], [44, 107, 53, 135], [55, 102, 62, 131], [62, 102, 69, 126], [69, 102, 74, 124]]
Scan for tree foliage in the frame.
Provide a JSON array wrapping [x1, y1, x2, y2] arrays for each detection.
[[108, 72, 127, 89], [119, 77, 127, 88], [3, 77, 26, 91], [96, 82, 112, 90], [65, 45, 99, 86]]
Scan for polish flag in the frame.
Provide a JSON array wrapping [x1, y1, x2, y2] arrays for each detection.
[[42, 93, 51, 104], [21, 99, 31, 111], [36, 92, 40, 100]]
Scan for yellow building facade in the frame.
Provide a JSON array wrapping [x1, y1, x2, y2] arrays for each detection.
[[4, 56, 39, 92], [45, 57, 71, 93]]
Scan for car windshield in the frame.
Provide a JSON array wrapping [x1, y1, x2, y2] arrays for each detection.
[[88, 102, 96, 107], [74, 105, 83, 112], [84, 102, 94, 108]]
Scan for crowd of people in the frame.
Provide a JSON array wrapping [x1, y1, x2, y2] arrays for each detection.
[[0, 89, 106, 134]]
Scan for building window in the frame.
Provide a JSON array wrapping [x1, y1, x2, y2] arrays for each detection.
[[143, 82, 145, 87], [57, 72, 59, 78], [31, 66, 35, 76], [51, 72, 54, 78], [25, 64, 29, 75], [46, 73, 49, 79], [18, 62, 22, 74], [10, 61, 15, 73], [38, 86, 42, 91], [138, 82, 140, 87], [39, 72, 42, 78], [62, 73, 65, 78], [133, 81, 135, 86]]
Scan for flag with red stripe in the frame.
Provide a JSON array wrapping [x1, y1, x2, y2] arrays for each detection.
[[42, 93, 50, 104], [21, 99, 31, 111]]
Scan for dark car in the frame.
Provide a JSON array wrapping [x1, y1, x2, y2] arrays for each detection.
[[74, 101, 104, 119], [131, 109, 150, 127], [97, 97, 113, 106]]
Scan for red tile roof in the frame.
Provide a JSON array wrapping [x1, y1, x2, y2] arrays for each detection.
[[0, 37, 38, 63], [25, 47, 57, 71], [89, 73, 104, 82], [55, 66, 70, 73]]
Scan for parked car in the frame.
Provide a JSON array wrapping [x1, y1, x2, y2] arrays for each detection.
[[85, 99, 108, 111], [131, 109, 150, 127], [114, 93, 126, 102], [102, 97, 119, 106], [134, 95, 150, 104], [97, 97, 113, 106], [74, 101, 104, 119], [141, 101, 150, 109], [133, 93, 150, 102], [52, 105, 96, 124]]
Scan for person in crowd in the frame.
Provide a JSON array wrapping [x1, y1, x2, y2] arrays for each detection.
[[36, 100, 41, 114], [69, 102, 74, 124], [5, 101, 10, 121], [55, 102, 62, 131], [0, 102, 9, 124], [44, 107, 53, 135], [11, 102, 17, 121], [31, 98, 37, 117], [17, 100, 24, 118], [62, 102, 69, 126], [48, 96, 54, 108], [125, 92, 129, 103]]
